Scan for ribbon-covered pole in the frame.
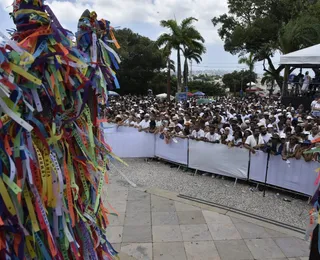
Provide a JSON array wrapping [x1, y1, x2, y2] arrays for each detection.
[[0, 1, 121, 259]]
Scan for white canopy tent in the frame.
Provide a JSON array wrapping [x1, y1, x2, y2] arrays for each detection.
[[280, 44, 320, 67]]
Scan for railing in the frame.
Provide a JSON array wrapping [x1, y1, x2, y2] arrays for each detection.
[[103, 125, 319, 196]]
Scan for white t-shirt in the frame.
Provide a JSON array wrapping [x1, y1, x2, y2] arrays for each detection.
[[139, 120, 150, 129], [260, 133, 272, 143], [245, 135, 264, 148], [191, 129, 205, 139], [205, 132, 221, 142], [234, 138, 243, 145]]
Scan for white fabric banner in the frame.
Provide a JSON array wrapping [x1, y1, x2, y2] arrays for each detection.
[[104, 130, 155, 158], [249, 151, 269, 183], [267, 156, 319, 196], [188, 140, 249, 179], [155, 136, 188, 165]]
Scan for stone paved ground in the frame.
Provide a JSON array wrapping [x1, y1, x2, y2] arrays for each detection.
[[103, 175, 310, 260]]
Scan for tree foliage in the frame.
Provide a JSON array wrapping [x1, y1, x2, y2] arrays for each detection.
[[212, 0, 320, 93], [188, 81, 225, 96], [157, 17, 205, 92], [222, 70, 257, 93], [115, 28, 166, 95]]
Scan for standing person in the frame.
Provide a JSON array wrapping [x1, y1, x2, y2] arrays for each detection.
[[244, 128, 264, 153], [282, 135, 300, 160], [138, 113, 150, 132], [311, 95, 320, 118], [190, 123, 205, 140], [301, 71, 311, 93], [205, 126, 220, 143]]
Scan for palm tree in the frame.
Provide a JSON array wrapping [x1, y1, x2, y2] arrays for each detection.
[[182, 47, 205, 87], [238, 52, 256, 89], [159, 44, 175, 101], [157, 17, 205, 92], [261, 72, 275, 96]]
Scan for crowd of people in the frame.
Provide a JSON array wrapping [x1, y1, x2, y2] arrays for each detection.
[[102, 95, 320, 163]]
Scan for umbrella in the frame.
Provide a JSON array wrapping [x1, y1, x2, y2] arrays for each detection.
[[108, 91, 120, 96], [193, 91, 205, 96], [187, 92, 194, 97], [156, 93, 175, 100]]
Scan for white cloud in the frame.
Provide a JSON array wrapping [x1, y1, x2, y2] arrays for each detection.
[[45, 0, 227, 44]]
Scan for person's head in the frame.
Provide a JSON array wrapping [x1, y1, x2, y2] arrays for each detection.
[[194, 123, 200, 131], [267, 124, 273, 134], [289, 135, 298, 145], [285, 126, 292, 137], [175, 124, 182, 133], [271, 134, 280, 145], [234, 130, 242, 139], [280, 133, 286, 143], [260, 126, 267, 135], [312, 125, 319, 135], [209, 125, 215, 134], [253, 127, 260, 137], [294, 125, 303, 134], [225, 127, 230, 136], [144, 113, 150, 121], [244, 129, 252, 138], [305, 71, 309, 76]]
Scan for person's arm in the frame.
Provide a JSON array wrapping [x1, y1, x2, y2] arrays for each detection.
[[281, 144, 287, 160]]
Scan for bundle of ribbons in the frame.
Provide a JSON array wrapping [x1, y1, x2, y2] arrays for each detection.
[[0, 0, 121, 259]]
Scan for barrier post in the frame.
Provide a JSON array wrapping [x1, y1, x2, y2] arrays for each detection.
[[263, 150, 271, 197]]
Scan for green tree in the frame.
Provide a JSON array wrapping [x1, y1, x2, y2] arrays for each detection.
[[212, 0, 320, 94], [182, 47, 203, 87], [157, 17, 205, 92], [115, 28, 166, 95], [188, 81, 225, 96], [222, 70, 257, 93], [238, 52, 256, 88]]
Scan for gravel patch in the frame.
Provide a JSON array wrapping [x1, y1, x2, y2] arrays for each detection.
[[109, 158, 311, 229]]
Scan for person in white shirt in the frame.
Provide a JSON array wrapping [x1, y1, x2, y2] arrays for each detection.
[[138, 114, 150, 131], [224, 127, 234, 143], [205, 126, 220, 143], [308, 125, 319, 141], [259, 126, 272, 143], [190, 124, 205, 140], [244, 128, 264, 153], [301, 71, 311, 93], [311, 95, 320, 117]]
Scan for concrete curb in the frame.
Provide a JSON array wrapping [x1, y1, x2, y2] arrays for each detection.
[[144, 187, 306, 240]]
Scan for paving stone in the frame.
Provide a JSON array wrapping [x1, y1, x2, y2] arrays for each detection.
[[122, 226, 152, 243], [180, 224, 213, 242], [106, 199, 127, 213], [234, 222, 270, 239], [108, 212, 125, 226], [215, 240, 254, 260], [288, 257, 309, 260], [174, 201, 201, 211], [230, 217, 247, 224], [128, 190, 151, 201], [153, 242, 187, 260], [105, 226, 123, 243], [152, 225, 183, 242], [152, 211, 179, 225], [117, 252, 137, 260], [202, 210, 233, 224], [126, 199, 150, 213], [121, 243, 152, 260], [177, 211, 206, 225], [274, 237, 309, 258], [151, 195, 176, 212], [124, 210, 151, 226], [184, 241, 220, 260], [264, 228, 291, 238], [106, 189, 129, 202], [208, 223, 242, 240], [245, 238, 286, 259]]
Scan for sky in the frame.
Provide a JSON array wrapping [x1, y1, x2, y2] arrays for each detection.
[[0, 0, 281, 75]]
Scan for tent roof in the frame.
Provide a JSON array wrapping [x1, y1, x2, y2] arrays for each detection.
[[280, 44, 320, 67]]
